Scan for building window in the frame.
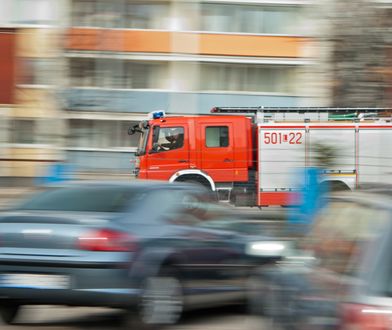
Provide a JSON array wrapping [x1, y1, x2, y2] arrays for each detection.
[[69, 58, 95, 87], [19, 58, 57, 86], [201, 3, 301, 35], [200, 63, 297, 94], [71, 0, 98, 26], [125, 2, 170, 29], [71, 0, 170, 29], [123, 61, 167, 89], [72, 0, 126, 27], [11, 120, 35, 144], [68, 119, 139, 149], [206, 126, 228, 148], [69, 58, 168, 89]]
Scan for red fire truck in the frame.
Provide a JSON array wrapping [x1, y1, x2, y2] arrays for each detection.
[[129, 107, 392, 207]]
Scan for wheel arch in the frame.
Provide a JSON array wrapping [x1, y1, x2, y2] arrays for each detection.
[[320, 179, 352, 192], [129, 248, 187, 283], [169, 170, 215, 191]]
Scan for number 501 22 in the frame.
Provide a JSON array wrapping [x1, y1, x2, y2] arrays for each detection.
[[264, 132, 303, 145]]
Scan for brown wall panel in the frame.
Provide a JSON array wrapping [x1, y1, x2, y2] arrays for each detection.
[[122, 31, 171, 53], [66, 28, 309, 58], [66, 28, 99, 51], [67, 28, 171, 53], [0, 29, 16, 104], [199, 34, 308, 58]]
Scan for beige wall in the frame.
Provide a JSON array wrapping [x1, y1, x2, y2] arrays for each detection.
[[5, 147, 61, 177], [7, 27, 64, 178], [17, 28, 60, 58], [12, 88, 59, 118]]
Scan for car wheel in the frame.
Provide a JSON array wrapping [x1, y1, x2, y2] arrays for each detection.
[[263, 283, 298, 330], [246, 273, 280, 316], [247, 276, 288, 329], [246, 275, 265, 316], [0, 304, 20, 325], [128, 267, 184, 329]]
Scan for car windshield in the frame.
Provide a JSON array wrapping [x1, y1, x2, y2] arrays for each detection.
[[301, 201, 390, 275], [15, 186, 146, 212]]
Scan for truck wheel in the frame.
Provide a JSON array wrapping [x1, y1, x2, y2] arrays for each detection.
[[0, 304, 20, 325]]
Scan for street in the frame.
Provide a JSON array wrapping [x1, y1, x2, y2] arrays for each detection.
[[2, 305, 265, 330]]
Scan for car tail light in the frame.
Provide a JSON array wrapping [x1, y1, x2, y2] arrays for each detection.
[[340, 303, 392, 330], [78, 229, 137, 252]]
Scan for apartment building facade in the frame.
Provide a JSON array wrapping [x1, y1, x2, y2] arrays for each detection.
[[64, 0, 316, 173], [2, 0, 389, 180]]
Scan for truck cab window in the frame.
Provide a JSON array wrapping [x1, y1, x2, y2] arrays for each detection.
[[206, 126, 229, 147], [156, 127, 184, 151]]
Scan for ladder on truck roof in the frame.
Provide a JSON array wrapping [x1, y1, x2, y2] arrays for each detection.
[[210, 107, 392, 122]]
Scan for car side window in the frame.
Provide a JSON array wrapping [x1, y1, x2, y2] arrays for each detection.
[[162, 192, 231, 227], [197, 218, 236, 231]]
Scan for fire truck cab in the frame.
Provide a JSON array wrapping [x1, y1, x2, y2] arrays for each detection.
[[132, 112, 254, 202]]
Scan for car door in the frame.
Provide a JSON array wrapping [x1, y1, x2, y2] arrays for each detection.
[[161, 193, 247, 305], [146, 125, 190, 180]]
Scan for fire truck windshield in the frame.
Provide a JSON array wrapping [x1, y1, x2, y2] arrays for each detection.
[[136, 126, 149, 156]]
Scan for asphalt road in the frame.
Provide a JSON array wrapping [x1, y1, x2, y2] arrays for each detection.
[[2, 305, 266, 330]]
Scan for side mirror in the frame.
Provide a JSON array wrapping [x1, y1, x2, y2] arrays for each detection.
[[140, 121, 149, 129], [128, 124, 143, 135]]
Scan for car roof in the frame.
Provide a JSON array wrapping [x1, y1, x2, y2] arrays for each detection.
[[41, 179, 204, 192]]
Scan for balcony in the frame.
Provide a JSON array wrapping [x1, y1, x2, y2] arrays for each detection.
[[63, 88, 301, 114]]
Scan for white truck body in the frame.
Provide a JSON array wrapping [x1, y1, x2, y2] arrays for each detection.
[[257, 117, 392, 205]]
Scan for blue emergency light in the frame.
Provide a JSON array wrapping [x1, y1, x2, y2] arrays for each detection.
[[148, 110, 165, 119], [153, 111, 164, 119], [152, 111, 165, 119]]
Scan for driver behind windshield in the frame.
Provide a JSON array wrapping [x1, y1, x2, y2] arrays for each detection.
[[159, 127, 184, 151]]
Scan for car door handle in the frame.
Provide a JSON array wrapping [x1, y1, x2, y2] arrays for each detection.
[[178, 159, 188, 163], [224, 158, 233, 162]]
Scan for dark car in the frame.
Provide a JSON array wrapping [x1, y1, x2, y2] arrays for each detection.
[[249, 190, 392, 329], [0, 181, 283, 328]]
